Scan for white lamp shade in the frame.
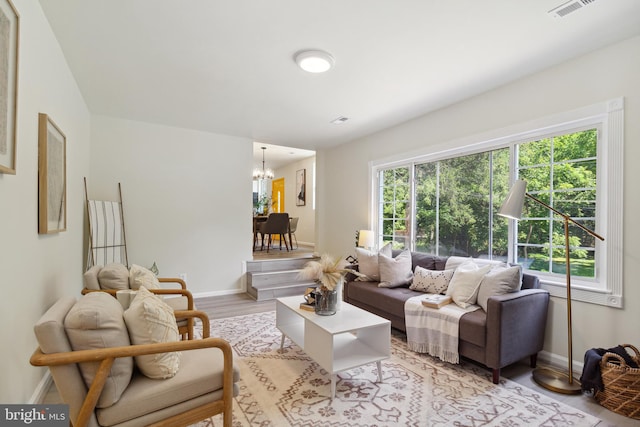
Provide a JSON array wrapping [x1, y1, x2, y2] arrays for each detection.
[[358, 230, 374, 248], [498, 179, 527, 220]]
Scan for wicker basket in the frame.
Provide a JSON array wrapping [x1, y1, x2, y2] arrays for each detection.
[[595, 344, 640, 419]]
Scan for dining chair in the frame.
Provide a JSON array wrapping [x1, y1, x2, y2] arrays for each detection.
[[289, 217, 299, 249], [253, 216, 266, 251], [259, 213, 290, 253]]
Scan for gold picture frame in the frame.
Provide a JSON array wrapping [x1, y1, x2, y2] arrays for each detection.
[[0, 0, 19, 174], [38, 113, 66, 234]]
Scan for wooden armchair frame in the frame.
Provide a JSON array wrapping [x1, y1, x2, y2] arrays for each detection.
[[31, 311, 234, 427], [82, 278, 196, 339]]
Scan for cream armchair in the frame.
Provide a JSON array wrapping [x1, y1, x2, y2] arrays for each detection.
[[31, 293, 238, 427]]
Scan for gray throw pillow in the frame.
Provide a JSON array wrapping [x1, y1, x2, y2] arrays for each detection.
[[477, 264, 522, 311], [355, 243, 392, 281], [378, 249, 413, 288]]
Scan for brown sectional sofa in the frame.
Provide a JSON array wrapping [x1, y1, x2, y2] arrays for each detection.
[[343, 250, 550, 384]]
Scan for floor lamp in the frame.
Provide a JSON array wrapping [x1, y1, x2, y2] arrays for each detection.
[[498, 179, 604, 394]]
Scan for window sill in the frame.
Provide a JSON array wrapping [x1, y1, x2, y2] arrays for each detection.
[[539, 279, 622, 308]]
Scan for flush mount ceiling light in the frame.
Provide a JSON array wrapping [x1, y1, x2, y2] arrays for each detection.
[[295, 50, 335, 73]]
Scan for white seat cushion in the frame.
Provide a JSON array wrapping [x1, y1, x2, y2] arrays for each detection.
[[96, 347, 240, 426]]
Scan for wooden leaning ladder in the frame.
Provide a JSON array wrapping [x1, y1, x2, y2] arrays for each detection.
[[84, 177, 129, 270]]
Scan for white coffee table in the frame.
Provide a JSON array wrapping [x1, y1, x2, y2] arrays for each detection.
[[275, 295, 391, 399]]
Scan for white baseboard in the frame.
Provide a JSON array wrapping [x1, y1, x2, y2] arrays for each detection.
[[295, 242, 315, 248], [193, 288, 247, 299], [29, 371, 53, 404], [537, 350, 584, 374]]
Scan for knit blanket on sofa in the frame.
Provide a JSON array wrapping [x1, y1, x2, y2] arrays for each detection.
[[404, 295, 480, 364]]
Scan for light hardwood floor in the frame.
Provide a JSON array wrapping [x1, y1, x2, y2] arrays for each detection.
[[44, 292, 636, 426]]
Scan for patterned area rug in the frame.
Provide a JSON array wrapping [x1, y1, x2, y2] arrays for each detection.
[[194, 311, 600, 427]]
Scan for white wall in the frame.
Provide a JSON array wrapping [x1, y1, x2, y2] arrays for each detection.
[[89, 115, 254, 296], [274, 155, 316, 246], [318, 36, 640, 368], [0, 0, 91, 403]]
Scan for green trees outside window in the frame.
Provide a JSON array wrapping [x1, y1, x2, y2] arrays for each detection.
[[378, 128, 598, 279], [517, 129, 598, 277]]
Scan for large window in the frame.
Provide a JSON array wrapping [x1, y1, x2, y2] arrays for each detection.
[[372, 99, 624, 307], [379, 167, 411, 249], [516, 129, 598, 278], [379, 129, 597, 277], [413, 149, 510, 259]]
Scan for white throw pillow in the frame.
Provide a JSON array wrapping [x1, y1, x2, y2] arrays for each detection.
[[129, 264, 160, 290], [410, 266, 455, 294], [378, 249, 413, 288], [446, 261, 492, 308], [444, 256, 472, 271], [64, 292, 133, 408], [355, 243, 392, 281], [123, 286, 181, 379], [477, 264, 522, 311]]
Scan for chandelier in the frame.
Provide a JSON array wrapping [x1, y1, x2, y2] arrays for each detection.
[[253, 146, 274, 180]]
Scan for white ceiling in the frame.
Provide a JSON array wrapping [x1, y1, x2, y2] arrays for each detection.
[[40, 0, 640, 166], [252, 142, 315, 171]]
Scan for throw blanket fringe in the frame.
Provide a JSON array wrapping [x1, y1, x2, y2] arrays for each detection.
[[404, 295, 480, 364]]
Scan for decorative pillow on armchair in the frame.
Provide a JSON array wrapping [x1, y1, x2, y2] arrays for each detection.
[[355, 242, 392, 281], [378, 249, 413, 288], [83, 265, 103, 290], [410, 266, 455, 294], [124, 286, 181, 379], [129, 264, 161, 290], [64, 292, 133, 408], [98, 263, 130, 290]]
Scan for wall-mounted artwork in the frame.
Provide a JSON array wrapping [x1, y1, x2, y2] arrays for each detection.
[[296, 168, 306, 206], [0, 0, 19, 174], [38, 113, 67, 234]]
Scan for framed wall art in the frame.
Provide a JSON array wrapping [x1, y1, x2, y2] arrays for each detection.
[[296, 168, 306, 206], [0, 0, 19, 174], [38, 113, 67, 234]]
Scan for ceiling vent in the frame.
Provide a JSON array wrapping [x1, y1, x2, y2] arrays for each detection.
[[549, 0, 597, 18], [330, 116, 349, 124]]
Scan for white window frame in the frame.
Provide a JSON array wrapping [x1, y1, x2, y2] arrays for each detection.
[[370, 98, 624, 308]]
